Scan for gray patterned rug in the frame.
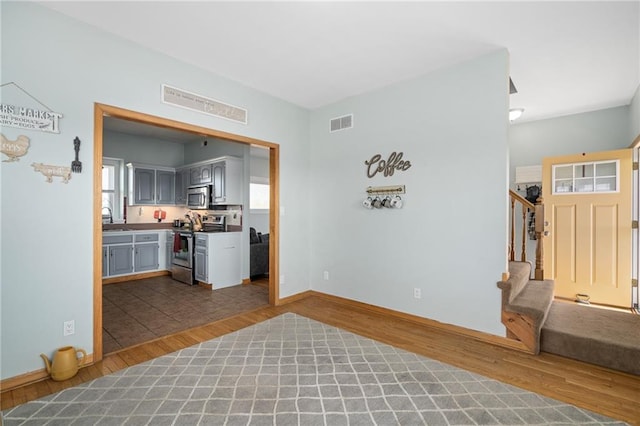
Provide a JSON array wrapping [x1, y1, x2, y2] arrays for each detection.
[[2, 313, 626, 425]]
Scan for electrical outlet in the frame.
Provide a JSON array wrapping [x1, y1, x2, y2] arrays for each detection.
[[323, 271, 329, 280], [63, 320, 75, 336], [413, 288, 421, 299]]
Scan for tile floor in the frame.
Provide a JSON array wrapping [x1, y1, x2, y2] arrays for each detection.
[[102, 275, 269, 354]]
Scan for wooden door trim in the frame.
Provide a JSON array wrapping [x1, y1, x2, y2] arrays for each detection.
[[93, 103, 280, 362]]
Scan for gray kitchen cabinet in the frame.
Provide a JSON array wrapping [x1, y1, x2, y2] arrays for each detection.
[[212, 162, 225, 203], [109, 244, 134, 276], [132, 167, 155, 205], [134, 233, 159, 272], [194, 246, 207, 282], [103, 234, 134, 277], [156, 170, 175, 205], [190, 164, 212, 186], [127, 163, 176, 206], [194, 233, 208, 282], [174, 168, 189, 205], [212, 157, 243, 205], [165, 231, 174, 270], [102, 246, 109, 278]]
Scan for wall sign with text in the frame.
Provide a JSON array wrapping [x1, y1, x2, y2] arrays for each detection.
[[0, 104, 63, 134], [365, 151, 412, 178]]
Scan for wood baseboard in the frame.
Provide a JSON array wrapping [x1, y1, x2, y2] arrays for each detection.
[[1, 354, 94, 392], [102, 270, 170, 285], [308, 291, 530, 352], [197, 281, 212, 290], [276, 290, 314, 306]]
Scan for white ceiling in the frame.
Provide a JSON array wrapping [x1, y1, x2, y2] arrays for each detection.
[[41, 1, 639, 123]]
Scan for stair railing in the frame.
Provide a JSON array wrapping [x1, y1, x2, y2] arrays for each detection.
[[509, 189, 545, 279]]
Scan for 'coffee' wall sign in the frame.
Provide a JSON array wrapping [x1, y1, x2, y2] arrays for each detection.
[[365, 151, 412, 178]]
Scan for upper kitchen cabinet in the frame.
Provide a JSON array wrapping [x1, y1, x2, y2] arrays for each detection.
[[190, 164, 213, 186], [175, 168, 189, 205], [213, 157, 242, 205], [184, 156, 243, 205], [127, 163, 176, 205]]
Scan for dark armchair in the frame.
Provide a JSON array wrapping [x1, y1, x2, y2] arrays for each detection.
[[250, 227, 269, 279]]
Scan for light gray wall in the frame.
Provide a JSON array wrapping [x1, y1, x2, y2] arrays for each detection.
[[630, 85, 640, 141], [1, 2, 310, 380], [308, 50, 511, 335], [183, 137, 246, 164], [509, 105, 632, 183], [103, 130, 185, 167]]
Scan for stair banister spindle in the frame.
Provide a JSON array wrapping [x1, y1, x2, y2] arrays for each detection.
[[520, 204, 527, 262], [509, 198, 516, 261], [534, 198, 544, 280]]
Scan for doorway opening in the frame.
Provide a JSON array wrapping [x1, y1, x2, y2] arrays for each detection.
[[93, 103, 280, 361]]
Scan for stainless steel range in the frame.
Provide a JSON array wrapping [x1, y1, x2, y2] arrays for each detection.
[[171, 230, 194, 285], [201, 214, 227, 232]]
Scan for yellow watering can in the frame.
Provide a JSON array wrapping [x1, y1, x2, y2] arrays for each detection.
[[40, 346, 87, 381]]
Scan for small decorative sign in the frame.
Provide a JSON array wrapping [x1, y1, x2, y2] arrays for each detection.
[[365, 151, 412, 178], [31, 162, 71, 183], [1, 133, 30, 162], [0, 104, 62, 133], [162, 84, 248, 124]]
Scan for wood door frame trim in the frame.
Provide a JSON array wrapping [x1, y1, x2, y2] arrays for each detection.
[[93, 103, 280, 362]]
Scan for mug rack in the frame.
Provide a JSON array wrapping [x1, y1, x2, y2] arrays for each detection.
[[363, 185, 406, 209], [365, 185, 405, 195]]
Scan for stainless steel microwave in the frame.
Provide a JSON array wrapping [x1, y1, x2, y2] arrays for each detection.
[[187, 185, 213, 209]]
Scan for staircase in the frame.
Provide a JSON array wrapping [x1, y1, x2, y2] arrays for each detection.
[[499, 193, 640, 374], [497, 261, 554, 354]]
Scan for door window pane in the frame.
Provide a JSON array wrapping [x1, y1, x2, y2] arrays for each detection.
[[552, 160, 618, 194]]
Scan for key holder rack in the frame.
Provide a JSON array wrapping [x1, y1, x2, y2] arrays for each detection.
[[363, 185, 406, 209]]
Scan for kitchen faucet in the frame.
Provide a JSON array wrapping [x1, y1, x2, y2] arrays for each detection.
[[102, 207, 113, 224]]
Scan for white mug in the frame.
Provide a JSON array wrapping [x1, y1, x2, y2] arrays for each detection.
[[363, 197, 373, 209], [390, 195, 403, 208]]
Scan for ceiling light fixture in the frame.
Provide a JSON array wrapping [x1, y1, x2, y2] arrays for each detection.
[[509, 108, 524, 122]]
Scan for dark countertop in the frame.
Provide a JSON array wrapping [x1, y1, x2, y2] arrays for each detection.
[[102, 223, 173, 232]]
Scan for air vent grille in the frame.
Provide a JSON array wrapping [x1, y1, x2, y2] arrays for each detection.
[[330, 114, 353, 132]]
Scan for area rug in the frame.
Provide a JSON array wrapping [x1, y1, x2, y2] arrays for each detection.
[[2, 313, 626, 425]]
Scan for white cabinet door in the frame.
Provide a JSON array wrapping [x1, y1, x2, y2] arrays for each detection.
[[207, 233, 241, 288]]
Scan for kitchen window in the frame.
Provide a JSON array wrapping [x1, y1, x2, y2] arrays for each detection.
[[250, 178, 270, 210], [102, 157, 124, 222]]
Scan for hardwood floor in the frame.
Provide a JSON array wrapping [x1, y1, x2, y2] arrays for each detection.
[[2, 292, 639, 425]]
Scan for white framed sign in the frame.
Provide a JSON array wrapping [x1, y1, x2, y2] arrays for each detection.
[[0, 104, 62, 134]]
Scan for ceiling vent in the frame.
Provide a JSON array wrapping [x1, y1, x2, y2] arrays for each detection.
[[330, 114, 353, 132]]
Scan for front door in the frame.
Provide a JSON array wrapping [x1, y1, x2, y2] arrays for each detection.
[[542, 149, 633, 307]]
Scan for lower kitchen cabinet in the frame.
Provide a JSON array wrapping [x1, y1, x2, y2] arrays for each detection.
[[102, 246, 108, 278], [165, 231, 174, 270], [109, 244, 134, 276], [194, 232, 241, 289], [103, 231, 165, 278], [194, 235, 207, 282], [134, 234, 159, 272]]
